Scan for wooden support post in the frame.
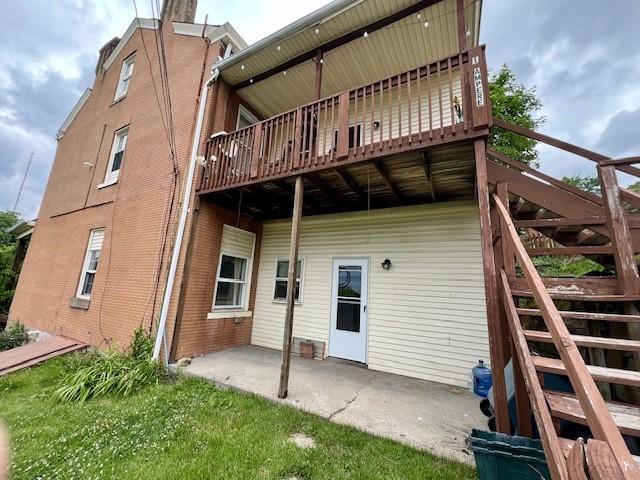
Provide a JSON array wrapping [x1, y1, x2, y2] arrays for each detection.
[[336, 92, 350, 159], [496, 181, 516, 277], [598, 165, 640, 295], [278, 176, 304, 399], [314, 50, 323, 100], [456, 0, 467, 51], [250, 124, 262, 179], [475, 138, 510, 433], [292, 108, 303, 169]]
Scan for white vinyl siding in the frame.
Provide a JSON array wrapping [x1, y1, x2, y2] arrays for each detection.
[[212, 225, 256, 311], [263, 68, 463, 162], [250, 201, 489, 387], [114, 55, 135, 100], [101, 127, 128, 187], [77, 229, 105, 299]]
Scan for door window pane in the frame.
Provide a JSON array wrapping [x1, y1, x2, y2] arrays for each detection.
[[337, 300, 360, 332], [338, 266, 361, 298]]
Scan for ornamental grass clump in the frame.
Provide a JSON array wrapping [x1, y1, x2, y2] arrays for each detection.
[[55, 327, 164, 403]]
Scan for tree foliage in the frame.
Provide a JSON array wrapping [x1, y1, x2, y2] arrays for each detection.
[[562, 174, 601, 196], [0, 210, 20, 314], [489, 65, 544, 167]]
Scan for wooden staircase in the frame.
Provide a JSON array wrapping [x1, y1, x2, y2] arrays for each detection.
[[480, 120, 640, 479]]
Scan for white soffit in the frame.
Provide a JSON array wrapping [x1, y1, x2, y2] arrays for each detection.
[[232, 0, 481, 118], [218, 0, 481, 87], [173, 21, 248, 51]]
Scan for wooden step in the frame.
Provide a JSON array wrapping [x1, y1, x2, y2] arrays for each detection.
[[559, 438, 640, 466], [532, 356, 640, 388], [545, 390, 640, 437], [514, 217, 608, 228], [524, 330, 640, 352], [525, 246, 614, 256], [517, 308, 640, 324], [512, 290, 640, 302]]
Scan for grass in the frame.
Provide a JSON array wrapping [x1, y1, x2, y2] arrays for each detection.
[[0, 355, 477, 480]]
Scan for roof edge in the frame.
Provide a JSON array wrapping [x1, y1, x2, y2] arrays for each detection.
[[56, 88, 92, 141], [102, 18, 159, 71]]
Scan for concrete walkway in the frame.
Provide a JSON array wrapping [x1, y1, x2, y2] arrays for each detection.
[[178, 345, 487, 464]]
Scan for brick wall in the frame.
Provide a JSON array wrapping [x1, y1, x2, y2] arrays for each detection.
[[170, 202, 262, 359], [10, 23, 224, 350]]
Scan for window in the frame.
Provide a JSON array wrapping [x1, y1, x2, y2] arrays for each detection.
[[101, 127, 128, 187], [273, 258, 304, 302], [236, 104, 258, 130], [77, 229, 105, 299], [214, 254, 248, 308], [334, 123, 363, 150], [114, 55, 135, 100]]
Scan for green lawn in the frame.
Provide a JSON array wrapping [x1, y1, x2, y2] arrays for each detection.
[[0, 356, 477, 479]]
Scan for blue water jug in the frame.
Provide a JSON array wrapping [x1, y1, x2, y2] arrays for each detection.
[[472, 360, 492, 398]]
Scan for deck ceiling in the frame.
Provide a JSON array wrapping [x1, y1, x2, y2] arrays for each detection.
[[219, 0, 481, 118], [203, 141, 476, 221]]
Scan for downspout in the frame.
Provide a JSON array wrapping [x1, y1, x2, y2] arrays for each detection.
[[152, 65, 221, 362]]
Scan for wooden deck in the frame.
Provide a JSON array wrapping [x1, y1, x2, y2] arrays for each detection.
[[197, 47, 491, 199], [0, 336, 85, 376]]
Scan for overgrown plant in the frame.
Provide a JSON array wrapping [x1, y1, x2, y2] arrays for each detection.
[[0, 322, 28, 351], [55, 327, 163, 403]]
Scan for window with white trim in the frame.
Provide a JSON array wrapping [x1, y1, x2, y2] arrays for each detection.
[[214, 254, 248, 308], [77, 229, 105, 299], [114, 55, 135, 100], [273, 258, 304, 302], [102, 127, 128, 186], [236, 104, 258, 130]]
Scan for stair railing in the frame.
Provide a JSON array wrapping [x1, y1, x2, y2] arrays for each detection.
[[493, 193, 640, 479]]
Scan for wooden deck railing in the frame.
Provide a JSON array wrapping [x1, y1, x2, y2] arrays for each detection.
[[198, 47, 491, 193]]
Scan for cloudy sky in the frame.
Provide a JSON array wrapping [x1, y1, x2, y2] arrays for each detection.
[[1, 0, 638, 219]]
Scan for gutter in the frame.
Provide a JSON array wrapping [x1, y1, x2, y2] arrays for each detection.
[[212, 0, 358, 73], [152, 66, 218, 363]]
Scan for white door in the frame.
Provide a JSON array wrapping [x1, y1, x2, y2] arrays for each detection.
[[329, 258, 368, 363]]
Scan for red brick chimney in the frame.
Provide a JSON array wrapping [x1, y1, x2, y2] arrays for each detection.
[[95, 37, 120, 75], [160, 0, 197, 24]]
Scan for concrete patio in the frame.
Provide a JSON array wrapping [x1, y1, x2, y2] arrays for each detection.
[[177, 345, 487, 464]]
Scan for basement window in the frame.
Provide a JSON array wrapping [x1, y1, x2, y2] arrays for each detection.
[[273, 258, 304, 303], [114, 54, 135, 101], [77, 228, 105, 299], [214, 254, 248, 309]]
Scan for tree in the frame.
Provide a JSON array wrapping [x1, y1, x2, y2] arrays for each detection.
[[489, 65, 544, 167], [0, 211, 20, 314], [562, 174, 601, 195]]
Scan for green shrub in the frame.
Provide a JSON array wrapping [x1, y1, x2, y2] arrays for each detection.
[[55, 328, 163, 403], [0, 322, 28, 351]]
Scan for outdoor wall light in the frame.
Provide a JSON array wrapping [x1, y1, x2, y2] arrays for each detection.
[[381, 258, 392, 270], [373, 121, 380, 130]]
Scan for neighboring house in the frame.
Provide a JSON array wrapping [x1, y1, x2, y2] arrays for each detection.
[[6, 219, 35, 282], [10, 0, 640, 473]]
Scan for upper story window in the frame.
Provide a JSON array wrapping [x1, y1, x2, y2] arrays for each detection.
[[77, 229, 105, 299], [100, 127, 128, 188], [114, 55, 135, 101], [236, 105, 259, 130]]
